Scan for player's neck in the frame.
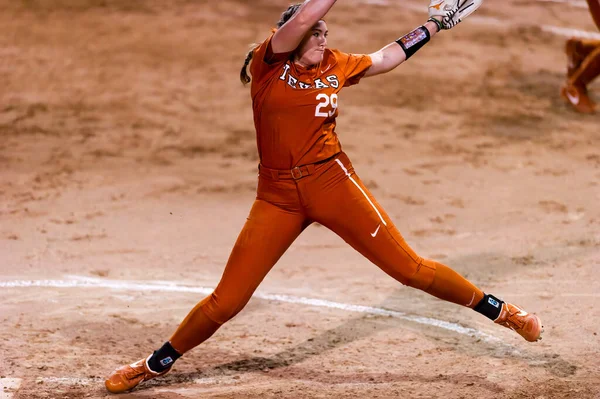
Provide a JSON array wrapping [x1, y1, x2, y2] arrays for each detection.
[[293, 53, 321, 69], [293, 58, 311, 68], [293, 58, 318, 70]]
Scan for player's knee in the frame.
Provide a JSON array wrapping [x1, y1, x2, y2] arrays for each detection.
[[199, 292, 249, 325], [405, 257, 436, 291]]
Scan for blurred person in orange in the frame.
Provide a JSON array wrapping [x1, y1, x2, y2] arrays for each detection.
[[561, 0, 600, 113]]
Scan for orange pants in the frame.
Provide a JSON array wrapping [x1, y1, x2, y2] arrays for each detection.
[[569, 0, 600, 85], [588, 0, 600, 31], [169, 153, 484, 354], [569, 38, 600, 86], [565, 0, 600, 86]]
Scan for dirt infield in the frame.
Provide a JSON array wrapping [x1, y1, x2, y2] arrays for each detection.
[[1, 0, 599, 398]]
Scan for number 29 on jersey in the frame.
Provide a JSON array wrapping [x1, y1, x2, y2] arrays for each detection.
[[315, 93, 338, 118]]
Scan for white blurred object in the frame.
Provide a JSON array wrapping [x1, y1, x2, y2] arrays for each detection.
[[536, 0, 589, 9], [428, 0, 485, 29]]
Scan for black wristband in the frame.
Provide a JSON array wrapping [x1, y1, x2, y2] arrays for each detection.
[[395, 26, 431, 60]]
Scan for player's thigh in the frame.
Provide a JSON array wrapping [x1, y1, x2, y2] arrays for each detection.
[[309, 168, 423, 284], [207, 199, 308, 318]]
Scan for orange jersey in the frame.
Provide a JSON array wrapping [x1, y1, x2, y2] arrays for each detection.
[[250, 34, 372, 169]]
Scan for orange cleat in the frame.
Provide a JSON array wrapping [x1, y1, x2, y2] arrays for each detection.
[[561, 83, 596, 114], [105, 356, 170, 393], [495, 302, 543, 342]]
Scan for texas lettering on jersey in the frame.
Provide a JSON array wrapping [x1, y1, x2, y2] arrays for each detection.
[[249, 33, 373, 169], [278, 63, 340, 90]]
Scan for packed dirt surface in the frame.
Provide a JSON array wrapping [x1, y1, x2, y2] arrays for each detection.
[[1, 0, 599, 398]]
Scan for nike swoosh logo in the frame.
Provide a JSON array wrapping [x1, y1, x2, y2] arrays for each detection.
[[566, 89, 580, 105], [320, 65, 331, 75], [371, 224, 381, 237]]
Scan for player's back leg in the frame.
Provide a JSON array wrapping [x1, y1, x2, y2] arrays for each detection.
[[106, 197, 310, 393], [305, 153, 542, 342]]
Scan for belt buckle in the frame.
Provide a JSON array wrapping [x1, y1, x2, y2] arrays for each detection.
[[291, 166, 303, 180]]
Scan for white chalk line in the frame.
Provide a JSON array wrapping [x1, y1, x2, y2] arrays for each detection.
[[0, 379, 21, 399], [34, 377, 97, 385], [0, 376, 240, 394], [503, 293, 600, 297], [361, 0, 600, 40], [542, 25, 600, 40], [536, 0, 589, 8], [0, 275, 500, 343]]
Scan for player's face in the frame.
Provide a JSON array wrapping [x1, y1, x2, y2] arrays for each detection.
[[295, 21, 328, 67]]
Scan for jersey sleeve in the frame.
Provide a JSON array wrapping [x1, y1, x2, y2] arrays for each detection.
[[250, 33, 293, 85], [331, 50, 373, 87]]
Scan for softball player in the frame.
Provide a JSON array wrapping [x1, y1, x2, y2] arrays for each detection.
[[105, 0, 542, 393], [561, 0, 600, 113]]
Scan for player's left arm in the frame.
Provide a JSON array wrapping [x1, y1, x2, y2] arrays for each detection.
[[364, 0, 484, 78], [364, 20, 439, 78]]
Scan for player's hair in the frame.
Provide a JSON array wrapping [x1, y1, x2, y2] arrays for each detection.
[[240, 3, 303, 85]]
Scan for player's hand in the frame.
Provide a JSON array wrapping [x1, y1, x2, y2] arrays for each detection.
[[428, 0, 484, 30]]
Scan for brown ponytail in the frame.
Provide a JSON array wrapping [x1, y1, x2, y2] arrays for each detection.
[[239, 3, 303, 86], [240, 47, 256, 85]]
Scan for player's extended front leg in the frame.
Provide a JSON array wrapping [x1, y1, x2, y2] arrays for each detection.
[[307, 154, 542, 342]]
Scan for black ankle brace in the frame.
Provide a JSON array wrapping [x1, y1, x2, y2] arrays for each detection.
[[474, 294, 504, 321], [147, 341, 182, 373]]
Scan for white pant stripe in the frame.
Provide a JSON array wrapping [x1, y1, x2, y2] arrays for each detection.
[[335, 159, 387, 226]]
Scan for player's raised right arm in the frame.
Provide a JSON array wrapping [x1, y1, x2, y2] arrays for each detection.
[[271, 0, 337, 54]]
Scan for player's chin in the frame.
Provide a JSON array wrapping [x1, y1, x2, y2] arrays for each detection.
[[312, 51, 325, 64]]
